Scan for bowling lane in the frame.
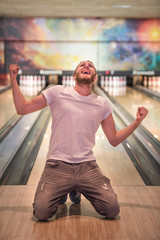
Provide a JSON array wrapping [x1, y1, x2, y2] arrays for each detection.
[[0, 86, 42, 131], [28, 119, 145, 187], [27, 118, 51, 185], [103, 86, 160, 141], [0, 89, 17, 130], [93, 126, 145, 186]]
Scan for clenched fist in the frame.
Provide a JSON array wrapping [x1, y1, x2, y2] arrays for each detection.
[[9, 64, 20, 81], [136, 106, 148, 124]]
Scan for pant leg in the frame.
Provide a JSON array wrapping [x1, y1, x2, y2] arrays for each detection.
[[77, 161, 120, 219], [33, 160, 73, 221]]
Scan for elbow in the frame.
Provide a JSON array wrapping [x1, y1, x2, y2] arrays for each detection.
[[109, 139, 119, 147], [16, 108, 26, 115], [111, 142, 118, 147], [16, 103, 28, 115], [17, 111, 24, 115]]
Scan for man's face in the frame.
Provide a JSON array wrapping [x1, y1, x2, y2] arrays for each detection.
[[74, 61, 97, 85]]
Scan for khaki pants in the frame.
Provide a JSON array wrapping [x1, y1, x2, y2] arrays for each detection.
[[33, 160, 120, 220]]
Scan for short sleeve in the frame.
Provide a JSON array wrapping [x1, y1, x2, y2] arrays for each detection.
[[42, 85, 64, 106], [103, 98, 112, 120]]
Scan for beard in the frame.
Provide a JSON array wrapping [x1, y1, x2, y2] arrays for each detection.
[[75, 73, 95, 85]]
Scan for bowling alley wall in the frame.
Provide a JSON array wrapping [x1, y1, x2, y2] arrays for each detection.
[[0, 17, 160, 85]]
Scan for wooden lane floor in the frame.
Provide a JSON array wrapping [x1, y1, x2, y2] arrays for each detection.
[[27, 118, 52, 186], [0, 185, 160, 239], [0, 89, 17, 130], [93, 126, 145, 186], [0, 88, 33, 131], [113, 86, 160, 141]]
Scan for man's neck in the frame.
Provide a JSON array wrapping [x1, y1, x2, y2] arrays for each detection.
[[74, 83, 93, 96]]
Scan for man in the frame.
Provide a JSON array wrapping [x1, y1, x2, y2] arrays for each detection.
[[9, 61, 148, 220]]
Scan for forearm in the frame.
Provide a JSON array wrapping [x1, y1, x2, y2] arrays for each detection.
[[9, 64, 47, 115], [113, 120, 140, 146], [10, 77, 28, 115], [102, 109, 148, 147]]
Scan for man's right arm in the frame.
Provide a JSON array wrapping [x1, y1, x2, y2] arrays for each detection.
[[9, 64, 47, 115]]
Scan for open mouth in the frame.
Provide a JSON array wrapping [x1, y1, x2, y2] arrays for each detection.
[[81, 70, 90, 75]]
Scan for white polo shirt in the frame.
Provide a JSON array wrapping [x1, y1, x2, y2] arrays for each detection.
[[42, 85, 112, 163]]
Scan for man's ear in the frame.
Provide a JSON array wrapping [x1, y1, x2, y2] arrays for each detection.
[[73, 74, 76, 81], [93, 74, 98, 84]]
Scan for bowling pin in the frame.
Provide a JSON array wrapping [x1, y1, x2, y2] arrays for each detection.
[[101, 76, 105, 88]]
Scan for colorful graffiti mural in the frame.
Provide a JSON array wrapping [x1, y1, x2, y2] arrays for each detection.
[[0, 17, 160, 72], [5, 41, 98, 71]]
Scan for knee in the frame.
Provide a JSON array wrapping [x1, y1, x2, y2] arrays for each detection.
[[95, 199, 120, 219], [105, 201, 120, 219], [33, 202, 57, 221]]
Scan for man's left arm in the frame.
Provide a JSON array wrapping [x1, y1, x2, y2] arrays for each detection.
[[101, 106, 148, 147]]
